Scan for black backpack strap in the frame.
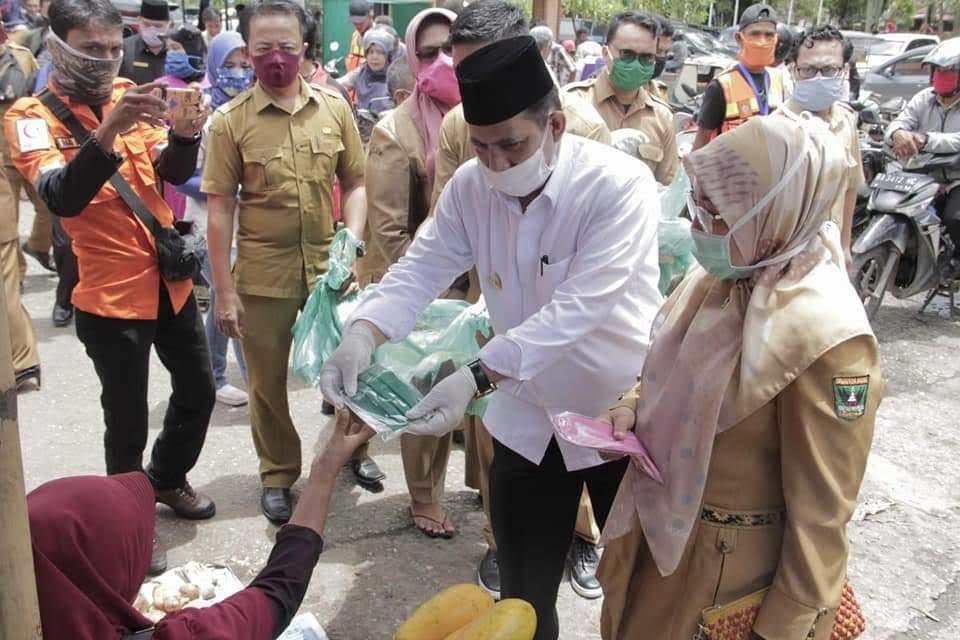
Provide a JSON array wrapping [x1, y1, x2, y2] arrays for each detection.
[[36, 88, 164, 240]]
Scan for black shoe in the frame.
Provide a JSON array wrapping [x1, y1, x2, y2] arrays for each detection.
[[149, 535, 167, 576], [477, 548, 501, 599], [21, 243, 55, 272], [261, 488, 292, 524], [15, 365, 41, 392], [452, 429, 465, 446], [568, 537, 602, 599], [321, 400, 335, 415], [52, 304, 73, 327], [350, 455, 386, 486]]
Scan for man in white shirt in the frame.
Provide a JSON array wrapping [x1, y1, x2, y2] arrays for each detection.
[[320, 35, 661, 640]]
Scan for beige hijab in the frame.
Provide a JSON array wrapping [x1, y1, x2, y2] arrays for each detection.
[[601, 115, 876, 576]]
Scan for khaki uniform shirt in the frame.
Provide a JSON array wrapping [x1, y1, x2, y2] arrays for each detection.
[[565, 69, 678, 185], [775, 100, 864, 227], [0, 43, 37, 243], [356, 103, 429, 285], [600, 336, 883, 640], [646, 78, 669, 102], [202, 79, 365, 299], [430, 92, 611, 206]]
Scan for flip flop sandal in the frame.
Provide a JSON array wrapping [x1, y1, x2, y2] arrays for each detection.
[[409, 506, 456, 539]]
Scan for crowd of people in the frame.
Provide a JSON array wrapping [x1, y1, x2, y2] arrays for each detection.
[[3, 0, 906, 637]]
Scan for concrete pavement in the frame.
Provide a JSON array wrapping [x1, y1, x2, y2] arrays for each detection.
[[14, 204, 960, 639]]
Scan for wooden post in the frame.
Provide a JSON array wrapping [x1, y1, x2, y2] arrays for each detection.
[[0, 280, 42, 639], [531, 0, 561, 38]]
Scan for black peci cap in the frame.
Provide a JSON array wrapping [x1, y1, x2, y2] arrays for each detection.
[[456, 35, 554, 127], [140, 0, 170, 21]]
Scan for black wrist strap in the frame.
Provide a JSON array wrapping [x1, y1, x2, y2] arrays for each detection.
[[468, 359, 495, 397], [37, 89, 166, 241]]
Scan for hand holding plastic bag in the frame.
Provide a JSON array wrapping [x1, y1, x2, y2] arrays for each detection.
[[318, 321, 378, 408]]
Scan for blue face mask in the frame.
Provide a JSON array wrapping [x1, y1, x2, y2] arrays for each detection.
[[214, 66, 254, 97], [165, 50, 204, 80]]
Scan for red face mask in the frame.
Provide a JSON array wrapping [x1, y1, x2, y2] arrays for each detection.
[[932, 69, 959, 96], [252, 50, 301, 89]]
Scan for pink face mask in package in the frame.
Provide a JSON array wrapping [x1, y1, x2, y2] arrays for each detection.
[[551, 412, 663, 484]]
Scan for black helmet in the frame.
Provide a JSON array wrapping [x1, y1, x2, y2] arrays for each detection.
[[775, 23, 793, 65]]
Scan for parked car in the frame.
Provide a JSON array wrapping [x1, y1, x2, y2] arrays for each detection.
[[841, 30, 881, 73], [681, 27, 737, 57], [861, 44, 935, 102], [865, 33, 940, 69]]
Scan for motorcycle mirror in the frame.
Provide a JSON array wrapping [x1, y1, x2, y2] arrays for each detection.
[[681, 83, 697, 98]]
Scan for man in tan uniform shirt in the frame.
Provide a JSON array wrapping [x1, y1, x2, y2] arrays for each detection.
[[0, 37, 40, 390], [564, 10, 678, 186], [774, 27, 864, 266], [429, 0, 613, 600], [203, 0, 368, 523]]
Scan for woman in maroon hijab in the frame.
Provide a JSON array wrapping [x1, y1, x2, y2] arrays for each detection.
[[27, 412, 374, 640]]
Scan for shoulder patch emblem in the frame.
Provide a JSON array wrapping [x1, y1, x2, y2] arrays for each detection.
[[833, 375, 869, 420], [16, 118, 49, 152]]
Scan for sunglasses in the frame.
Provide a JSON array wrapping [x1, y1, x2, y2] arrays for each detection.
[[416, 43, 453, 60]]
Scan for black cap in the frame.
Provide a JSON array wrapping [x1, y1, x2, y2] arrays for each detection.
[[140, 0, 170, 21], [349, 0, 370, 23], [738, 3, 778, 30], [457, 35, 554, 127]]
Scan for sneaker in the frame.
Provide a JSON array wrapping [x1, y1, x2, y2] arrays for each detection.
[[216, 384, 248, 407], [477, 548, 501, 600], [156, 481, 217, 520], [568, 537, 602, 599]]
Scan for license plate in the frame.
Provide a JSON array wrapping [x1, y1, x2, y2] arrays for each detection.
[[871, 173, 921, 192]]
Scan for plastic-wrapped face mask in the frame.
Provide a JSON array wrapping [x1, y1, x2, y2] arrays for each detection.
[[346, 364, 422, 432]]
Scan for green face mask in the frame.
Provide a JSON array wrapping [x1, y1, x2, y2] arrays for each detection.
[[610, 57, 655, 92]]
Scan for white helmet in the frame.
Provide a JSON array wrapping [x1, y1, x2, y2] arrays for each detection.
[[922, 37, 960, 69]]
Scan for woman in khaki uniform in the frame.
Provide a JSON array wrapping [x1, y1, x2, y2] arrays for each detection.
[[357, 7, 464, 538], [597, 115, 882, 640]]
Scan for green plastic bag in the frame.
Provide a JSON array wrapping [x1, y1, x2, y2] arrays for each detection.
[[657, 167, 694, 295], [291, 231, 492, 438]]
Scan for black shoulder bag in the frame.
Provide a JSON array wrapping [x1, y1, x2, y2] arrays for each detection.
[[37, 89, 204, 282]]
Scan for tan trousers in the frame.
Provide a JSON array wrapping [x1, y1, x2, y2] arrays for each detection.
[[7, 165, 53, 255], [465, 416, 600, 549], [240, 294, 305, 488], [401, 431, 453, 505], [0, 240, 38, 373]]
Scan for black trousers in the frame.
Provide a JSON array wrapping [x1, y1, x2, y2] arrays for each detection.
[[489, 437, 629, 640], [75, 283, 215, 490], [940, 187, 960, 257], [52, 217, 77, 310]]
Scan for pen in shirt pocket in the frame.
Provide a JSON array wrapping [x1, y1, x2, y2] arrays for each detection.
[[540, 254, 550, 276]]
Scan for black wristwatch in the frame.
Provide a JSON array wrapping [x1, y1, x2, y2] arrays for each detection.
[[467, 359, 496, 397], [356, 239, 367, 257]]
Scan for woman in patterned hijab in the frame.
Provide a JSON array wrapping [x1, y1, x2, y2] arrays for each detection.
[[596, 115, 883, 640]]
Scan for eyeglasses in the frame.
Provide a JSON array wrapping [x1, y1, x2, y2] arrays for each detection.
[[612, 47, 656, 66], [416, 43, 453, 61], [687, 192, 724, 234], [795, 64, 844, 80]]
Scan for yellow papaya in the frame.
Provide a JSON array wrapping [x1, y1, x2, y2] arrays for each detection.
[[394, 583, 495, 640], [449, 599, 537, 640]]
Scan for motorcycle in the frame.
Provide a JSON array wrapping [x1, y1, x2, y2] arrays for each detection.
[[850, 149, 960, 319]]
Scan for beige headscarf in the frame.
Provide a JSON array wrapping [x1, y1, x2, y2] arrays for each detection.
[[601, 115, 876, 576]]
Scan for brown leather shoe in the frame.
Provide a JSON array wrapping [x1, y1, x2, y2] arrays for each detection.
[[156, 481, 216, 520]]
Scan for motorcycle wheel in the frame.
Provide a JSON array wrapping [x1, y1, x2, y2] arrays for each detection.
[[852, 245, 898, 320]]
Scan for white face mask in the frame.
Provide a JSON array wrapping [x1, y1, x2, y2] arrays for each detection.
[[480, 126, 558, 197]]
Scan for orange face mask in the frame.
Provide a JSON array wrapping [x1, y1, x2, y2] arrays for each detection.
[[737, 36, 777, 70]]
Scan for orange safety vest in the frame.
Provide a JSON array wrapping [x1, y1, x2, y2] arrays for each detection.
[[345, 29, 365, 72], [715, 65, 785, 133]]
